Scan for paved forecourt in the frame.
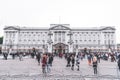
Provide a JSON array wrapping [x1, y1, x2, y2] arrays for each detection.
[[0, 55, 120, 80]]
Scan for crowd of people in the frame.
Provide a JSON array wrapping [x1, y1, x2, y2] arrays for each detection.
[[64, 51, 120, 74], [0, 49, 120, 75]]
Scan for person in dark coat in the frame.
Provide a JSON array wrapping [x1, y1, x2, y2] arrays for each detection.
[[117, 58, 120, 71], [11, 52, 15, 59], [66, 55, 71, 67], [3, 52, 8, 60], [48, 54, 54, 66], [71, 54, 75, 70], [76, 55, 80, 71], [97, 53, 101, 63], [36, 52, 41, 65]]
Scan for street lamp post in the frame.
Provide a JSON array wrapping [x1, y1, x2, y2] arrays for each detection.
[[18, 27, 20, 53], [9, 39, 12, 54], [67, 31, 73, 53], [108, 39, 112, 53], [47, 31, 53, 53], [47, 40, 53, 53], [75, 40, 78, 56], [42, 40, 45, 53]]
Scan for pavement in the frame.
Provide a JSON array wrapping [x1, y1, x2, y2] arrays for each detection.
[[0, 55, 120, 80]]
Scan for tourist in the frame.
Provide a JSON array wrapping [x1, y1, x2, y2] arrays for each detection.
[[11, 52, 15, 60], [76, 55, 80, 71], [19, 52, 23, 61], [97, 53, 101, 63], [48, 53, 54, 66], [66, 54, 71, 67], [117, 58, 120, 71], [41, 54, 47, 73], [110, 53, 116, 62], [71, 54, 75, 70], [87, 53, 92, 65], [36, 52, 41, 65], [92, 55, 98, 74], [46, 53, 54, 73], [3, 52, 8, 60]]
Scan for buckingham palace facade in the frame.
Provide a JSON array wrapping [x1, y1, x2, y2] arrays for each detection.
[[2, 24, 116, 53]]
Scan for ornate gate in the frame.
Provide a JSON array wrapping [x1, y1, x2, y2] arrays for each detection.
[[52, 43, 68, 54]]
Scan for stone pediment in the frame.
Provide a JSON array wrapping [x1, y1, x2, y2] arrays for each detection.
[[101, 27, 115, 30], [4, 26, 19, 30], [49, 24, 71, 30]]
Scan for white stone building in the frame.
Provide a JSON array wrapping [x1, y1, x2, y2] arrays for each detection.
[[2, 24, 116, 53]]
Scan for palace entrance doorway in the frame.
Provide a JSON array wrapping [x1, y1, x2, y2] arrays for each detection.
[[52, 43, 68, 55]]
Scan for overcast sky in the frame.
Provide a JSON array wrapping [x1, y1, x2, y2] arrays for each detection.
[[0, 0, 120, 43]]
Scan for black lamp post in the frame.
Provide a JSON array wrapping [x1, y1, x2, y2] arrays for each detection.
[[75, 40, 78, 54], [9, 39, 12, 49], [42, 40, 45, 53], [67, 31, 73, 53], [108, 39, 112, 53], [47, 32, 53, 53]]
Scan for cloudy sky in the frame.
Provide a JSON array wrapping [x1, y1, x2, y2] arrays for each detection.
[[0, 0, 120, 43]]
